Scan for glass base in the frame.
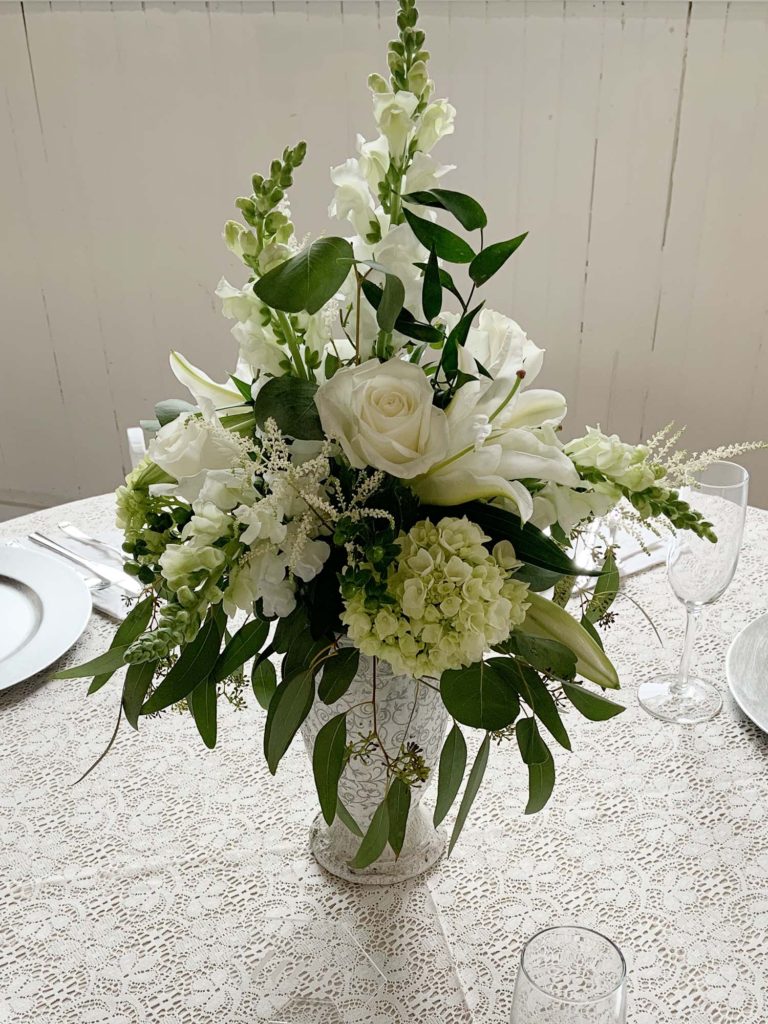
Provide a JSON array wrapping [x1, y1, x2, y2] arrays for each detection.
[[638, 673, 722, 725]]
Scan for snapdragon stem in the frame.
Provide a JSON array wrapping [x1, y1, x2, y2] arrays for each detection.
[[276, 310, 308, 380]]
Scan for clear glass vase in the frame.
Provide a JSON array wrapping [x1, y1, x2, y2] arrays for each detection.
[[301, 650, 449, 884]]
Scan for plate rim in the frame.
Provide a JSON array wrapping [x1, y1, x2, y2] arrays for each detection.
[[0, 545, 92, 690], [725, 611, 768, 732]]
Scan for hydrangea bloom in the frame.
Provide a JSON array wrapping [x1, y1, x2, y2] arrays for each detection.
[[341, 516, 530, 679]]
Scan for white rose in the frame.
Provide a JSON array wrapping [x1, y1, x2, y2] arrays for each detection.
[[372, 89, 419, 157], [215, 278, 262, 322], [329, 159, 377, 237], [415, 99, 456, 153], [356, 134, 390, 191], [314, 357, 449, 478], [232, 319, 286, 378], [148, 413, 243, 482]]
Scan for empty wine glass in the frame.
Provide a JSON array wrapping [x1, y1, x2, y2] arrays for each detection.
[[510, 926, 627, 1023], [638, 461, 749, 725]]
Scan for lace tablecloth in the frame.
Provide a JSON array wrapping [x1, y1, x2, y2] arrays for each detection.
[[2, 495, 767, 1024]]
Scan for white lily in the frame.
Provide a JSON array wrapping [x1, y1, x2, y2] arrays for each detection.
[[170, 351, 246, 413]]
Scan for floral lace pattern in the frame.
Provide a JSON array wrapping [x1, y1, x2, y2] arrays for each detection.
[[2, 495, 767, 1023]]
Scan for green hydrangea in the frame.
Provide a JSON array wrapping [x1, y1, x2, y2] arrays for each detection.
[[341, 516, 529, 679]]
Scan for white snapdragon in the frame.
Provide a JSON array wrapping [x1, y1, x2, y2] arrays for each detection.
[[234, 503, 288, 547], [315, 357, 449, 478], [177, 468, 256, 510], [371, 88, 419, 157], [293, 538, 332, 583], [159, 543, 226, 590], [148, 413, 245, 482], [414, 98, 456, 153], [403, 151, 455, 194], [329, 159, 379, 238], [224, 550, 296, 618], [215, 278, 262, 322], [356, 133, 390, 191], [565, 428, 657, 492], [531, 481, 618, 535], [181, 502, 233, 547], [232, 318, 286, 379]]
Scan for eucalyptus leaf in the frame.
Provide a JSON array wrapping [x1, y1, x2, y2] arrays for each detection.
[[312, 712, 347, 825], [469, 232, 528, 286], [156, 398, 196, 426], [440, 661, 519, 730], [377, 272, 406, 332], [585, 550, 620, 624], [212, 617, 269, 683], [403, 209, 475, 264], [272, 606, 308, 654], [188, 676, 218, 749], [263, 668, 315, 774], [513, 563, 565, 593], [562, 682, 626, 721], [386, 778, 412, 857], [403, 188, 487, 231], [141, 609, 224, 715], [318, 647, 360, 704], [349, 797, 390, 869], [122, 660, 157, 730], [433, 723, 467, 827], [515, 717, 549, 765], [422, 246, 442, 322], [580, 614, 605, 650], [336, 798, 364, 838], [524, 750, 556, 815], [490, 658, 571, 750], [501, 634, 577, 682], [252, 236, 354, 314], [253, 377, 324, 441], [54, 645, 132, 681], [448, 733, 490, 855], [88, 596, 153, 693], [251, 657, 277, 710]]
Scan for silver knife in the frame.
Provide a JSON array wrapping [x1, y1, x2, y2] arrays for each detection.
[[28, 532, 143, 597]]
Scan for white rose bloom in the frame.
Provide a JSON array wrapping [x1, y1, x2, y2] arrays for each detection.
[[372, 89, 419, 157], [329, 159, 378, 237], [403, 151, 455, 194], [148, 413, 244, 482], [315, 357, 449, 478], [415, 99, 456, 153], [356, 133, 390, 191], [231, 318, 286, 379], [215, 278, 262, 322]]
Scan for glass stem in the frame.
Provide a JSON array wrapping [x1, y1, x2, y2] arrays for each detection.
[[675, 605, 702, 693]]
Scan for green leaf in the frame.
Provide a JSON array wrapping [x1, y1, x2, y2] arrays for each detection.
[[141, 609, 224, 715], [212, 617, 269, 684], [377, 272, 406, 332], [580, 614, 605, 650], [281, 632, 327, 684], [414, 262, 464, 305], [403, 208, 475, 264], [422, 246, 442, 322], [524, 750, 556, 815], [188, 676, 218, 749], [312, 712, 347, 825], [562, 682, 626, 721], [122, 660, 157, 730], [433, 723, 467, 827], [441, 301, 484, 378], [423, 501, 599, 578], [469, 232, 528, 286], [252, 377, 323, 441], [501, 634, 577, 682], [272, 606, 308, 654], [229, 375, 254, 402], [252, 236, 354, 314], [263, 668, 315, 774], [513, 563, 565, 593], [349, 797, 390, 869], [490, 658, 571, 751], [336, 798, 363, 838], [448, 733, 490, 855], [440, 661, 520, 730], [88, 596, 154, 693], [386, 778, 412, 857], [394, 317, 444, 344], [515, 717, 549, 765], [252, 656, 277, 709], [54, 645, 132, 680], [585, 550, 620, 624], [403, 188, 487, 231], [318, 647, 360, 704]]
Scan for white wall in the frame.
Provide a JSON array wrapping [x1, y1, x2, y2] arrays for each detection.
[[1, 0, 767, 513]]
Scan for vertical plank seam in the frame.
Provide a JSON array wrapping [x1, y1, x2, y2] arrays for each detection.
[[19, 2, 47, 159]]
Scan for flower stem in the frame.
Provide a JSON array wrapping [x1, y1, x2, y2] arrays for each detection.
[[276, 310, 308, 380]]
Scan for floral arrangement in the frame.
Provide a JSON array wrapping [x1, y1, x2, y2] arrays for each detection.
[[63, 0, 732, 865]]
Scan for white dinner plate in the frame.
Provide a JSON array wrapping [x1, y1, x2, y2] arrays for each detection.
[[0, 545, 92, 690], [726, 612, 768, 732]]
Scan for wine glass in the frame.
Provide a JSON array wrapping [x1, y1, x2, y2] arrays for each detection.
[[510, 926, 627, 1023], [638, 461, 749, 725]]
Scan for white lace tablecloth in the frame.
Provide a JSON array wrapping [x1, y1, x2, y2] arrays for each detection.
[[2, 495, 767, 1024]]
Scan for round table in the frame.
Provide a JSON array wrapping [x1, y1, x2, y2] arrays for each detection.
[[2, 495, 767, 1024]]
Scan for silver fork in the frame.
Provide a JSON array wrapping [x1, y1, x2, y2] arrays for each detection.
[[58, 521, 125, 563]]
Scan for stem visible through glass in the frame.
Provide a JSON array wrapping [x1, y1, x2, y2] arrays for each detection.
[[674, 605, 703, 694]]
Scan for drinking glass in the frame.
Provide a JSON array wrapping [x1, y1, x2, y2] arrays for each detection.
[[510, 926, 627, 1023], [638, 461, 749, 725]]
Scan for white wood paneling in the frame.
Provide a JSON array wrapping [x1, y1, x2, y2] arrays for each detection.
[[0, 0, 766, 508]]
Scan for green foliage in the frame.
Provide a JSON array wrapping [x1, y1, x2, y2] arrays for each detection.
[[403, 188, 487, 231], [386, 778, 412, 857], [263, 668, 315, 774], [122, 660, 158, 730], [318, 647, 360, 704], [312, 712, 348, 825], [251, 657, 277, 710], [440, 661, 520, 730], [469, 233, 528, 286], [141, 607, 225, 715], [253, 237, 354, 315], [421, 246, 442, 322], [402, 208, 475, 263], [54, 645, 132, 681], [87, 596, 154, 694], [499, 634, 577, 682], [433, 723, 467, 827], [584, 550, 620, 624], [490, 658, 571, 751], [188, 676, 218, 749], [350, 798, 390, 869], [562, 682, 626, 720], [376, 271, 406, 332], [253, 377, 325, 441], [212, 617, 269, 684], [448, 733, 490, 855]]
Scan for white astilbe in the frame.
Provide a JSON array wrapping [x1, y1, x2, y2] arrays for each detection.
[[646, 423, 767, 487]]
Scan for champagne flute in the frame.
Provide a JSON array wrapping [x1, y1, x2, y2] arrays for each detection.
[[510, 926, 627, 1023], [638, 461, 749, 725]]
